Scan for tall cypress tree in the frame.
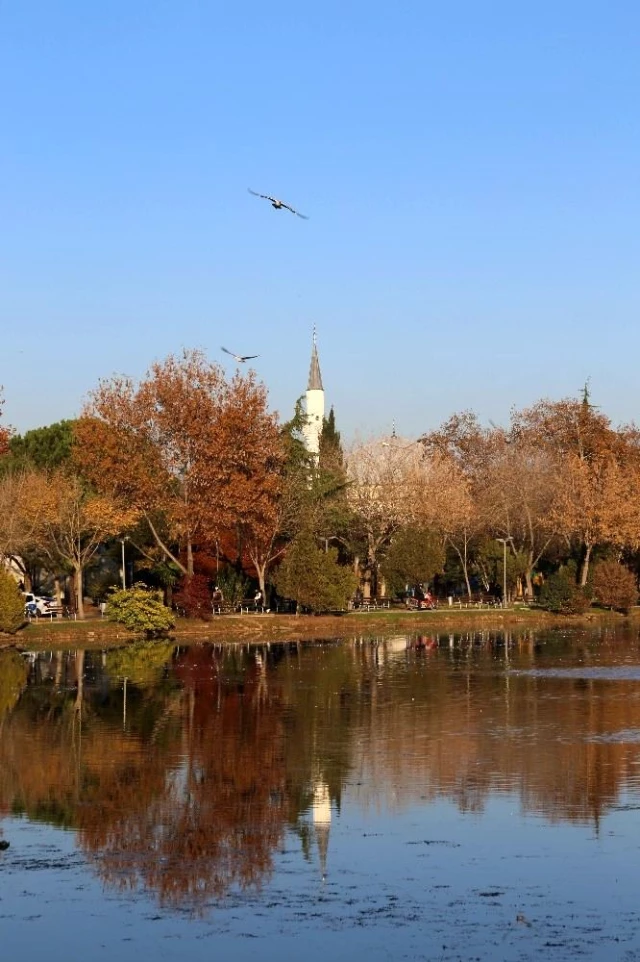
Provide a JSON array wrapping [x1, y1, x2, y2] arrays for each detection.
[[319, 406, 343, 469]]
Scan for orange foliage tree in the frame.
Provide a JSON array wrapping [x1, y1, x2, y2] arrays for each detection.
[[74, 350, 284, 581], [412, 451, 480, 599], [420, 412, 558, 599], [32, 471, 137, 618], [421, 397, 640, 598], [345, 436, 426, 597], [0, 469, 49, 570], [513, 396, 640, 585]]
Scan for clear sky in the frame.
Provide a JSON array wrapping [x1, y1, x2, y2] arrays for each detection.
[[2, 1, 639, 440]]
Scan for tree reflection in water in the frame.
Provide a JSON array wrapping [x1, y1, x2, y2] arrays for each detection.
[[81, 644, 293, 910], [4, 631, 640, 911]]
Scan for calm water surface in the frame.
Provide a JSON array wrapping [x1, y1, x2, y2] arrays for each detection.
[[3, 625, 640, 961]]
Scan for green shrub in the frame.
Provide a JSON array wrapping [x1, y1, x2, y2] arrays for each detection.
[[107, 583, 175, 637], [0, 572, 25, 634], [274, 531, 358, 613], [539, 563, 591, 615], [592, 560, 638, 613]]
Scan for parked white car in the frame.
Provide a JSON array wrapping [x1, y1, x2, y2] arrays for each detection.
[[23, 592, 59, 617]]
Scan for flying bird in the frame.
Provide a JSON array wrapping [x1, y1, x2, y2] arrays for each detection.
[[248, 188, 309, 219], [221, 347, 260, 363]]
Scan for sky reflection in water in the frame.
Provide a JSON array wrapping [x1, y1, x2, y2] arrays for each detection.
[[2, 626, 640, 961]]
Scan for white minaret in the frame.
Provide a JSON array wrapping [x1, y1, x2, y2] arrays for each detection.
[[302, 328, 325, 457], [312, 777, 331, 881]]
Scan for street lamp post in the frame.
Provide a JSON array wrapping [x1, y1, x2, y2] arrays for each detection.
[[119, 536, 129, 589], [496, 538, 508, 608]]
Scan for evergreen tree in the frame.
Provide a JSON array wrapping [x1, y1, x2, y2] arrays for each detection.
[[274, 529, 357, 613], [314, 406, 352, 556], [319, 406, 343, 468], [3, 420, 76, 474], [380, 526, 445, 597]]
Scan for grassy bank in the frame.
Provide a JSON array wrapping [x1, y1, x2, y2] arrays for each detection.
[[2, 605, 635, 651]]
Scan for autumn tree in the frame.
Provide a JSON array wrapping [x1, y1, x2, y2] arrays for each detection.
[[33, 471, 137, 619], [592, 560, 638, 613], [75, 350, 283, 581], [233, 405, 300, 601], [420, 414, 500, 596], [410, 450, 479, 599], [478, 434, 558, 599], [0, 470, 44, 562], [422, 411, 560, 599], [0, 469, 54, 591], [513, 394, 640, 585], [345, 436, 424, 598]]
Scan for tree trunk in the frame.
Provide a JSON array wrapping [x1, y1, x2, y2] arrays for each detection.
[[144, 512, 187, 575], [450, 540, 472, 599], [364, 539, 377, 600], [524, 565, 534, 601], [579, 543, 593, 586], [186, 536, 194, 578], [256, 564, 266, 603], [75, 566, 85, 619]]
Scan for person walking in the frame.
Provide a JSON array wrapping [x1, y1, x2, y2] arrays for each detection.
[[212, 585, 224, 614]]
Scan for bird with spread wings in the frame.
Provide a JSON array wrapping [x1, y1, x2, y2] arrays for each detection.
[[221, 347, 260, 363], [248, 188, 309, 219]]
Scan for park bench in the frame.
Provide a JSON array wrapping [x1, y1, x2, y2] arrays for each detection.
[[211, 602, 237, 615], [352, 598, 391, 612], [449, 595, 501, 609], [238, 598, 269, 614]]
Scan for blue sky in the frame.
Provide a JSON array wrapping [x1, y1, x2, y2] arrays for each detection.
[[2, 1, 639, 440]]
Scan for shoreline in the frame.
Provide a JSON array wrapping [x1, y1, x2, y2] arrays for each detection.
[[2, 606, 637, 651]]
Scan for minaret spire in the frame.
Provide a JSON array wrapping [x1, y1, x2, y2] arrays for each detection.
[[307, 326, 324, 391], [302, 328, 325, 456]]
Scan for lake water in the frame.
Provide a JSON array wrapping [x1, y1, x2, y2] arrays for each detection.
[[3, 625, 640, 961]]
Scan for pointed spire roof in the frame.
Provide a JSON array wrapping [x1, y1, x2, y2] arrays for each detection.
[[307, 327, 324, 391]]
